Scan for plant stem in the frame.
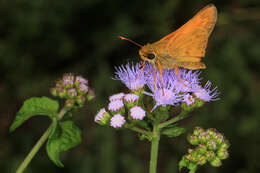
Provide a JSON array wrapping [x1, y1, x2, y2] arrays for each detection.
[[16, 107, 68, 173], [16, 125, 53, 173], [158, 111, 189, 129], [128, 125, 152, 136], [149, 123, 160, 173]]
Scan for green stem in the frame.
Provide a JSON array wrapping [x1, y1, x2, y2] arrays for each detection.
[[158, 111, 189, 129], [15, 125, 53, 173], [128, 125, 152, 136], [149, 123, 160, 173], [15, 107, 68, 173]]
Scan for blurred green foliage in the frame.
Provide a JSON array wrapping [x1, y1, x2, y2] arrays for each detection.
[[1, 0, 260, 172]]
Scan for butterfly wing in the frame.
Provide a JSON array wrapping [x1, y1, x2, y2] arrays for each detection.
[[155, 4, 217, 70]]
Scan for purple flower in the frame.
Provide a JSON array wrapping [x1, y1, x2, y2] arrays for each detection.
[[114, 62, 146, 91], [79, 83, 88, 93], [124, 93, 139, 103], [95, 108, 110, 125], [130, 106, 146, 120], [62, 73, 74, 87], [109, 93, 125, 101], [194, 81, 219, 102], [110, 114, 126, 128], [183, 94, 195, 106], [172, 69, 201, 93], [76, 76, 88, 85], [145, 69, 183, 111], [108, 99, 124, 112], [68, 88, 77, 97]]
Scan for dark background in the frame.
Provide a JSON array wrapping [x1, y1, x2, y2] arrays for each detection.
[[1, 0, 260, 173]]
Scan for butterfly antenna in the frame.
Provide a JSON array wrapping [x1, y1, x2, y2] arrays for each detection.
[[119, 36, 143, 47]]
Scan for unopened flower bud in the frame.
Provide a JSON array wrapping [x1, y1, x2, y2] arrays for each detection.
[[210, 157, 222, 167], [214, 133, 224, 144], [124, 93, 139, 108], [67, 88, 77, 98], [78, 83, 88, 94], [187, 162, 197, 171], [197, 155, 207, 165], [187, 134, 199, 145], [87, 88, 95, 101], [58, 88, 67, 98], [65, 99, 74, 108], [50, 88, 58, 96], [62, 73, 74, 88], [219, 140, 230, 150], [217, 148, 229, 160], [188, 148, 194, 154], [76, 95, 86, 107], [75, 76, 88, 85], [94, 108, 111, 126], [197, 144, 207, 154], [206, 151, 215, 161], [193, 127, 204, 136], [207, 139, 217, 151], [206, 128, 218, 137], [179, 156, 189, 171], [198, 132, 210, 143]]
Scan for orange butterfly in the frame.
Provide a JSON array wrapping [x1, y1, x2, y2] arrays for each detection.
[[120, 4, 217, 88]]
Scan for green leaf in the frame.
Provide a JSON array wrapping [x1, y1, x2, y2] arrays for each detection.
[[46, 120, 82, 167], [10, 97, 59, 132], [162, 125, 186, 138]]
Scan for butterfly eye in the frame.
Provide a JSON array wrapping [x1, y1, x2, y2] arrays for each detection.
[[147, 53, 155, 60]]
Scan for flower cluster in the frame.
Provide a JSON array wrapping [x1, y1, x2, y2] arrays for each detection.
[[50, 73, 95, 108], [95, 62, 220, 129], [113, 62, 219, 112], [179, 127, 230, 172], [94, 92, 146, 128]]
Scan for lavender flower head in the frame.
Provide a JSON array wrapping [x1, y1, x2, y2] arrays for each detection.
[[94, 108, 110, 125], [79, 83, 88, 93], [76, 76, 88, 85], [94, 108, 107, 122], [183, 94, 195, 106], [194, 81, 219, 102], [110, 114, 126, 128], [130, 106, 146, 120], [124, 93, 139, 103], [108, 99, 124, 112], [62, 73, 74, 87], [145, 69, 183, 111], [114, 62, 146, 91], [113, 62, 219, 111], [67, 88, 77, 98], [172, 69, 202, 93], [109, 93, 125, 101]]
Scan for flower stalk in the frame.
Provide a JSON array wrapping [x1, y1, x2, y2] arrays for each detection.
[[16, 124, 53, 173], [15, 107, 68, 173], [149, 123, 160, 173]]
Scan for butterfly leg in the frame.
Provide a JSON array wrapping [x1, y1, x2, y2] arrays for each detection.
[[174, 66, 190, 88], [153, 68, 157, 91], [137, 61, 145, 80], [157, 60, 165, 95]]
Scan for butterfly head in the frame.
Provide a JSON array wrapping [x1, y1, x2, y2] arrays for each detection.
[[139, 44, 157, 67]]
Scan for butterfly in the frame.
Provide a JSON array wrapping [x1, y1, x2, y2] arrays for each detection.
[[120, 4, 217, 89]]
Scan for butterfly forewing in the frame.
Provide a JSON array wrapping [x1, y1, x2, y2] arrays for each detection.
[[154, 4, 217, 70]]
